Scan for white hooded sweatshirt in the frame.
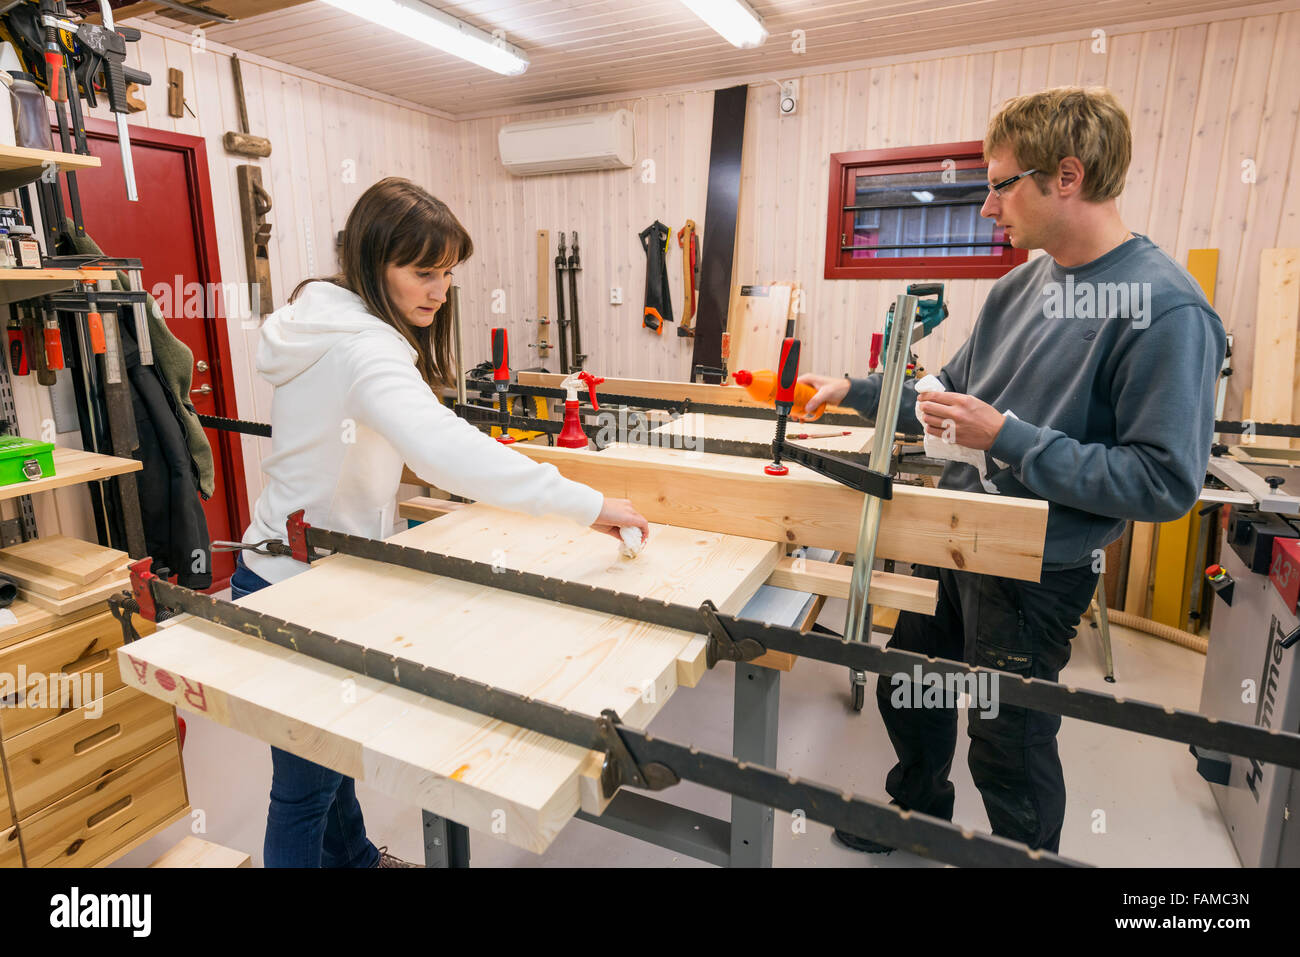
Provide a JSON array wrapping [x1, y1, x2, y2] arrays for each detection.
[[241, 280, 603, 584]]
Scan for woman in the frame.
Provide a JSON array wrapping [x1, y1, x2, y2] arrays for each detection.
[[232, 177, 649, 868]]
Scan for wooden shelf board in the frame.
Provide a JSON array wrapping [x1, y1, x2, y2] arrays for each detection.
[[0, 268, 113, 305], [0, 448, 141, 502], [0, 145, 102, 174]]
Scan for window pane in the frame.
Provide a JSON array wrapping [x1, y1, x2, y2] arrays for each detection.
[[846, 165, 999, 257], [852, 166, 988, 211]]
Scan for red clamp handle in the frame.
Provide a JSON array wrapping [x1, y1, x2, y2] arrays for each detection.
[[45, 50, 65, 103], [776, 337, 800, 405], [129, 558, 159, 622], [286, 508, 313, 564], [868, 332, 883, 372], [578, 371, 604, 412], [8, 324, 27, 376], [492, 328, 509, 383]]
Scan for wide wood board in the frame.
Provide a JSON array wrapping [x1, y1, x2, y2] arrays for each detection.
[[120, 505, 781, 853], [653, 411, 872, 454], [0, 534, 127, 586]]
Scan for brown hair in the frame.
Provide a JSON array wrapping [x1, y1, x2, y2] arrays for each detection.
[[292, 177, 473, 388], [984, 86, 1132, 201]]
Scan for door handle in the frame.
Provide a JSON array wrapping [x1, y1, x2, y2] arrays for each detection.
[[191, 384, 212, 395], [196, 360, 208, 372]]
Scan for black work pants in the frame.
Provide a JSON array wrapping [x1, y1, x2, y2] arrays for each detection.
[[874, 563, 1099, 852]]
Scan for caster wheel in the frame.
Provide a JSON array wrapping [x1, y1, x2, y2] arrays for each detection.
[[848, 669, 866, 712]]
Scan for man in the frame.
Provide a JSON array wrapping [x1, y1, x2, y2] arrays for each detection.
[[800, 87, 1226, 854]]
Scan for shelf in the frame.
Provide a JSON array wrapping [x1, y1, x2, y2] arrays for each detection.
[[0, 448, 141, 502], [0, 267, 112, 305], [0, 145, 101, 192]]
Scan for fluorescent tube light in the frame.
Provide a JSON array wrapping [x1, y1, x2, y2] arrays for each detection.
[[320, 0, 530, 76], [679, 0, 768, 49]]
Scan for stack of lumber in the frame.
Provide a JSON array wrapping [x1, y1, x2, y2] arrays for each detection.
[[0, 535, 129, 617]]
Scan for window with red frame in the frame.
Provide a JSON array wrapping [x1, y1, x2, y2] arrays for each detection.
[[824, 141, 1027, 280]]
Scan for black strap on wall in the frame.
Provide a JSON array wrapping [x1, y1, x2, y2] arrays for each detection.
[[690, 85, 747, 382]]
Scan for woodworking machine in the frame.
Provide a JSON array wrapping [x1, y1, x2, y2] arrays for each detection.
[[1195, 437, 1300, 866]]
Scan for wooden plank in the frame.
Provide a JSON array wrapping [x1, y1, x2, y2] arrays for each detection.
[[120, 505, 781, 854], [0, 558, 127, 601], [765, 558, 937, 614], [1150, 515, 1193, 627], [1125, 521, 1156, 617], [19, 573, 130, 616], [397, 498, 468, 523], [728, 282, 795, 376], [653, 411, 873, 454], [1150, 246, 1222, 625], [0, 145, 100, 176], [510, 443, 1049, 581], [0, 449, 141, 503], [149, 836, 251, 868], [1250, 250, 1300, 449], [0, 535, 127, 586]]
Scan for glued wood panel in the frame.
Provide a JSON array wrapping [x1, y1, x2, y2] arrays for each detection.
[[514, 443, 1048, 580], [119, 504, 780, 853]]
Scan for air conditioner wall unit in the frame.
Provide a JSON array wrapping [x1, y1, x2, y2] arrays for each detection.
[[498, 109, 636, 176]]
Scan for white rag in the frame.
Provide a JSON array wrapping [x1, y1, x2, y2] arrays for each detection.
[[914, 374, 1014, 494], [619, 526, 644, 559]]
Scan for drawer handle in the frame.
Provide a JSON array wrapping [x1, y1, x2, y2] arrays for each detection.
[[87, 795, 132, 828], [61, 649, 110, 673], [73, 723, 122, 754]]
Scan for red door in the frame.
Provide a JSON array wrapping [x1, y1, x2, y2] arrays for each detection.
[[63, 120, 250, 591]]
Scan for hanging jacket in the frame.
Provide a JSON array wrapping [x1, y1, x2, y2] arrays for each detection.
[[639, 220, 673, 334], [64, 231, 215, 498], [119, 309, 212, 589]]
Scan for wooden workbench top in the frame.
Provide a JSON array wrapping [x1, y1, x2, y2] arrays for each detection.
[[120, 504, 781, 853]]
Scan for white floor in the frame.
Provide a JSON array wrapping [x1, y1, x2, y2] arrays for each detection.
[[112, 597, 1241, 868]]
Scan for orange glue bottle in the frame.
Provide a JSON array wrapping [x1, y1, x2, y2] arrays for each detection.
[[732, 368, 825, 421]]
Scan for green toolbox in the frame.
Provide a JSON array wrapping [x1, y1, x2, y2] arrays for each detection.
[[0, 436, 55, 486]]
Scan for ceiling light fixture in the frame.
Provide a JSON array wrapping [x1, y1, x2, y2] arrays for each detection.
[[678, 0, 768, 49], [319, 0, 530, 76]]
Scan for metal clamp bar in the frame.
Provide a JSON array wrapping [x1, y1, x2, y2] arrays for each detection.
[[844, 293, 918, 644]]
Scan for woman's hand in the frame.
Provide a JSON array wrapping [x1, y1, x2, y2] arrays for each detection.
[[796, 373, 850, 419], [591, 497, 651, 543]]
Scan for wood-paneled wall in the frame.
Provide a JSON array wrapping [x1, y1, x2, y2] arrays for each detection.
[[451, 5, 1300, 428], [13, 4, 1300, 534]]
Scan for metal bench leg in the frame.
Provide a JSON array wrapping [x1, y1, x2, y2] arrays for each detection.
[[1089, 578, 1116, 683], [423, 810, 471, 868], [729, 662, 779, 867]]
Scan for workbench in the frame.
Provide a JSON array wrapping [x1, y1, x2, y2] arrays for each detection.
[[118, 439, 1048, 867]]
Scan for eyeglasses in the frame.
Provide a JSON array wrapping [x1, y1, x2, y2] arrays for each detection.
[[988, 168, 1039, 197]]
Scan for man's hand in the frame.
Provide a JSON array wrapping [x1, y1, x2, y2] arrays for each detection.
[[915, 391, 1006, 451], [591, 497, 650, 543], [796, 373, 850, 418]]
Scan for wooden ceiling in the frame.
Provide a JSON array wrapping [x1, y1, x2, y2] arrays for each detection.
[[131, 0, 1269, 117]]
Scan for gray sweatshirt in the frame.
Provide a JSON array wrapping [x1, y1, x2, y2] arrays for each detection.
[[843, 234, 1226, 572]]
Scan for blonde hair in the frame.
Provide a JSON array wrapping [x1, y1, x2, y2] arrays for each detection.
[[984, 87, 1132, 201]]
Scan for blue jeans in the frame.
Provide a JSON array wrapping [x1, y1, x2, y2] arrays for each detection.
[[231, 558, 381, 868]]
